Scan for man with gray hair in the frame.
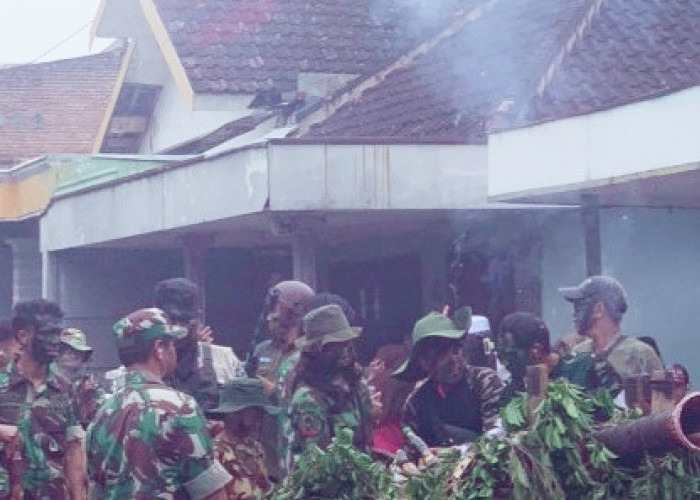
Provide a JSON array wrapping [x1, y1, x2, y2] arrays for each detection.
[[559, 275, 663, 381]]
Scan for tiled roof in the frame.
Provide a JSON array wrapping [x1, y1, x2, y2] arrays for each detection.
[[153, 0, 465, 93], [0, 49, 124, 167], [529, 0, 700, 123], [305, 0, 591, 142]]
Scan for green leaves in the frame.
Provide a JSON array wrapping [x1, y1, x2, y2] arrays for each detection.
[[269, 432, 398, 500], [273, 380, 700, 499], [502, 395, 527, 430]]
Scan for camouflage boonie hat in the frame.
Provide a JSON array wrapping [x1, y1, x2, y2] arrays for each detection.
[[60, 328, 92, 352], [207, 378, 281, 417], [113, 307, 187, 349], [296, 304, 361, 352]]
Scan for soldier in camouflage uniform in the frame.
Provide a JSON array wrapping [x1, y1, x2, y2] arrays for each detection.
[[250, 280, 314, 480], [394, 311, 505, 447], [0, 320, 18, 371], [560, 276, 663, 380], [86, 308, 231, 499], [56, 328, 106, 429], [288, 305, 373, 461], [496, 312, 621, 405], [0, 299, 86, 499], [156, 278, 245, 411], [207, 378, 281, 499]]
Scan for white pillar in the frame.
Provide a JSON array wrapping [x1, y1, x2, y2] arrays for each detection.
[[42, 250, 60, 302], [6, 237, 42, 303]]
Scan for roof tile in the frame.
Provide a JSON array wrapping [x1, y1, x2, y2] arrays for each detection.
[[306, 0, 590, 142], [153, 0, 464, 93], [530, 0, 700, 122], [0, 49, 124, 167]]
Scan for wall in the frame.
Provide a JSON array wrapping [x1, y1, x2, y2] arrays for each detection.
[[142, 79, 258, 154], [488, 84, 700, 198], [541, 207, 700, 385], [50, 248, 182, 369], [41, 146, 269, 251], [269, 143, 488, 210]]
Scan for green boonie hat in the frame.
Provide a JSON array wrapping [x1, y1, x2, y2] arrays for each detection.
[[207, 378, 281, 417], [113, 307, 187, 349], [393, 309, 471, 381], [60, 328, 92, 352], [296, 304, 362, 352]]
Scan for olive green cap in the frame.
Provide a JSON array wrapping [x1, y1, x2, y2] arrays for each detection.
[[393, 308, 470, 381]]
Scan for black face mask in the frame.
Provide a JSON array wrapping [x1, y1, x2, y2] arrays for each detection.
[[323, 341, 357, 369], [498, 346, 528, 391], [31, 326, 62, 365], [573, 298, 595, 335]]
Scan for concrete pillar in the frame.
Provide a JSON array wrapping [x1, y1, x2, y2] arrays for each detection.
[[581, 194, 602, 276], [292, 234, 318, 289], [181, 233, 215, 313], [42, 250, 60, 302], [6, 237, 42, 303]]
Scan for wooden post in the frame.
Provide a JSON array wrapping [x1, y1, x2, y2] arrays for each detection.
[[181, 232, 215, 318], [526, 364, 549, 422]]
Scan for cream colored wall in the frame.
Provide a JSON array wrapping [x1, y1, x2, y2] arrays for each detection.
[[488, 85, 700, 198]]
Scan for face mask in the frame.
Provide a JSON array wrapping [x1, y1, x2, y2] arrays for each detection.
[[498, 346, 528, 389], [227, 408, 263, 437], [496, 332, 528, 388], [323, 341, 356, 369], [31, 326, 61, 365], [573, 298, 595, 335]]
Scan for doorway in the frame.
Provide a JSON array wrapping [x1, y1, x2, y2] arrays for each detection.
[[329, 254, 422, 363]]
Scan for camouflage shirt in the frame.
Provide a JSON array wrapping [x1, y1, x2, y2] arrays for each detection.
[[253, 340, 298, 400], [0, 361, 84, 499], [253, 340, 300, 480], [573, 336, 664, 380], [402, 365, 504, 447], [86, 369, 231, 499], [69, 373, 107, 429], [289, 377, 374, 460], [213, 432, 269, 500]]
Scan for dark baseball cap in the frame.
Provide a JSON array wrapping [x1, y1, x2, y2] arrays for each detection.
[[558, 275, 628, 314]]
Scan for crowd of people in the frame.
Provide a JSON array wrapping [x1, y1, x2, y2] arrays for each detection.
[[0, 274, 691, 499]]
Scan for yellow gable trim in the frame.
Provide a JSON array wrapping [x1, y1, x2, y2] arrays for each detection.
[[139, 0, 195, 110], [92, 41, 136, 154]]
